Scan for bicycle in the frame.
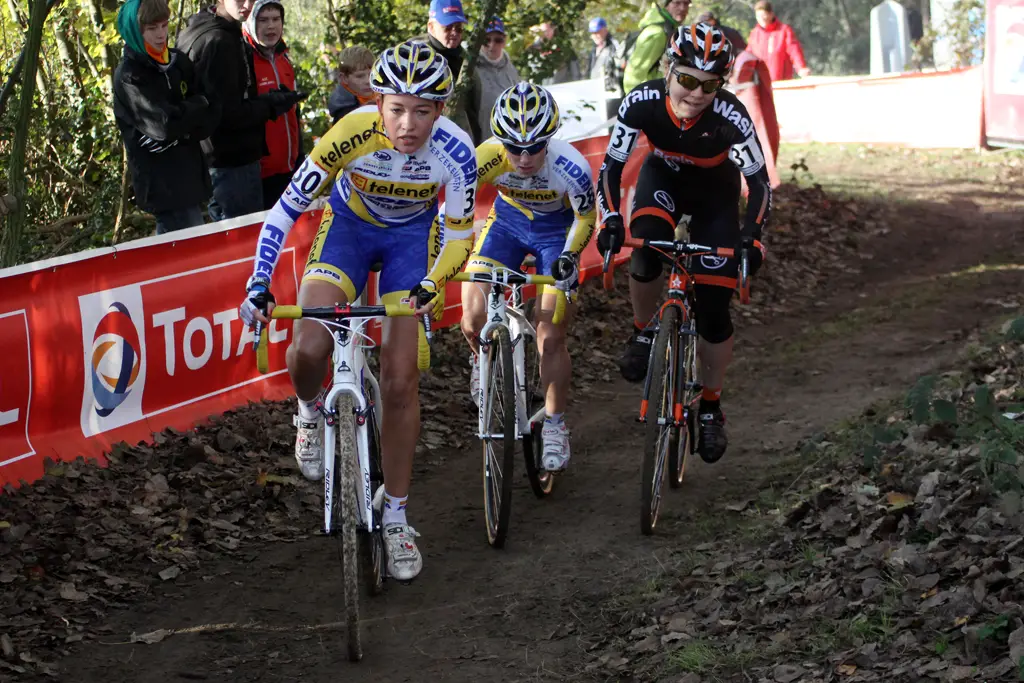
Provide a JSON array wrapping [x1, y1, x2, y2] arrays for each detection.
[[452, 267, 568, 548], [253, 296, 432, 661], [603, 238, 749, 535]]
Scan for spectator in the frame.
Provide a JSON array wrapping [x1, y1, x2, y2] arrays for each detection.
[[585, 17, 624, 121], [177, 0, 304, 221], [747, 0, 810, 82], [243, 0, 304, 210], [476, 17, 519, 140], [529, 21, 581, 85], [694, 9, 746, 54], [414, 0, 482, 143], [328, 46, 374, 123], [114, 0, 215, 234], [622, 0, 689, 93]]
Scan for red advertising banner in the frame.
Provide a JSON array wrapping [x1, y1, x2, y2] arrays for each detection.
[[0, 134, 641, 487], [986, 0, 1024, 147]]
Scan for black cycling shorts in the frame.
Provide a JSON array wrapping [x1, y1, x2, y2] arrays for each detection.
[[628, 154, 741, 289]]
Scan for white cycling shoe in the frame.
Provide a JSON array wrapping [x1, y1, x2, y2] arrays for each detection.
[[292, 414, 325, 482], [541, 421, 571, 472], [373, 486, 423, 582]]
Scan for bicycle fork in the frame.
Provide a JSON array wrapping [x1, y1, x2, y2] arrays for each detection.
[[322, 326, 375, 538]]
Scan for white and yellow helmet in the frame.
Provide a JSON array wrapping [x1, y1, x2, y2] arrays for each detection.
[[489, 82, 560, 146], [370, 41, 454, 101]]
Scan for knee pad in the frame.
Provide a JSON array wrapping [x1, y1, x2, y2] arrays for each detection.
[[694, 285, 734, 344], [629, 248, 662, 283]]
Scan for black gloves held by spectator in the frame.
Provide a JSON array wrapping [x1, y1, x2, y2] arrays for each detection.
[[264, 85, 308, 120]]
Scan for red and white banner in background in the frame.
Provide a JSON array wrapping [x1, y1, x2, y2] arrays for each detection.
[[0, 134, 645, 487], [985, 0, 1024, 147]]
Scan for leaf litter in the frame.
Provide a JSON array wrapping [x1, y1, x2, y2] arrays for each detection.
[[0, 184, 882, 677], [588, 322, 1024, 681]]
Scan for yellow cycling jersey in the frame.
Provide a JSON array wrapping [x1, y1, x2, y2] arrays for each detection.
[[476, 138, 597, 254], [249, 106, 477, 289]]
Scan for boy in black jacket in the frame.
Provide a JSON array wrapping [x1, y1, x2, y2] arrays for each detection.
[[114, 0, 216, 234], [177, 0, 304, 221]]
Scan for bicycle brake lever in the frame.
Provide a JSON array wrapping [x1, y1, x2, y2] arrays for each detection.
[[252, 320, 263, 351]]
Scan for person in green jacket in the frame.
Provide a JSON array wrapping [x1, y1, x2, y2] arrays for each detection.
[[622, 0, 690, 93]]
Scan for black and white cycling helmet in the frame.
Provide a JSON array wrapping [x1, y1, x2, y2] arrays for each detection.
[[667, 23, 735, 77], [489, 82, 561, 145], [370, 41, 454, 101]]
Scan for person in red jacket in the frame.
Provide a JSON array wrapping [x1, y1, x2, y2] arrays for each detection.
[[747, 1, 810, 83], [243, 0, 306, 210]]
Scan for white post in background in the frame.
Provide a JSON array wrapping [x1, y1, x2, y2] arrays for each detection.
[[931, 0, 957, 70], [870, 0, 913, 74]]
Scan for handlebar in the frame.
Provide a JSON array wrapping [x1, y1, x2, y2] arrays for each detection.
[[601, 237, 751, 301], [452, 270, 567, 325], [253, 302, 431, 374]]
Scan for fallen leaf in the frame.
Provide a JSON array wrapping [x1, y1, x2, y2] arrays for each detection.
[[886, 491, 914, 509], [158, 566, 181, 581], [58, 583, 88, 602], [129, 629, 171, 645], [836, 663, 857, 676]]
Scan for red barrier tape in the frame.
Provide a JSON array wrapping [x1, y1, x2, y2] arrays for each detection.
[[0, 135, 643, 487]]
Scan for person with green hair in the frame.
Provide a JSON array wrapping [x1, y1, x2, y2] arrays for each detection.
[[113, 0, 218, 233], [622, 0, 691, 93]]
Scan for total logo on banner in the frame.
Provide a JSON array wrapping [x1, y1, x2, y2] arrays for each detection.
[[78, 252, 298, 437]]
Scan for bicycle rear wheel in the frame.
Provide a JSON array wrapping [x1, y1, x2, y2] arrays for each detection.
[[668, 322, 698, 488], [521, 301, 554, 498], [641, 307, 678, 535], [334, 394, 363, 661], [481, 326, 516, 548]]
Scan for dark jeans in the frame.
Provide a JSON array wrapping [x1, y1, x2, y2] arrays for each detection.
[[261, 173, 292, 211], [208, 162, 263, 222], [153, 205, 205, 235]]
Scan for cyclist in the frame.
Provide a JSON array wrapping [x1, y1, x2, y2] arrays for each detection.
[[460, 82, 596, 472], [595, 23, 770, 464], [239, 41, 477, 581]]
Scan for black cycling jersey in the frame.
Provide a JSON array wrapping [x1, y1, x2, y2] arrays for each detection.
[[596, 79, 772, 238]]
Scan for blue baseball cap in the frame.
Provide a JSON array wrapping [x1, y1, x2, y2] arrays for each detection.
[[486, 16, 506, 34], [588, 17, 608, 33], [429, 0, 467, 26]]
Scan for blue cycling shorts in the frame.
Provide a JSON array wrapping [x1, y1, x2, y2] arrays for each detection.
[[303, 198, 439, 303], [465, 197, 573, 277]]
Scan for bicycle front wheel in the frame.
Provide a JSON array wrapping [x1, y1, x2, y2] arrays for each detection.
[[334, 394, 363, 661], [641, 306, 678, 535], [668, 321, 698, 489], [481, 326, 516, 548]]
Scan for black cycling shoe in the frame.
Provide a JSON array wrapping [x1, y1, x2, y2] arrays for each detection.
[[697, 409, 728, 463], [619, 329, 654, 383]]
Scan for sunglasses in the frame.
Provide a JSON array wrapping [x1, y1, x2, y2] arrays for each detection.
[[503, 140, 547, 156], [671, 70, 724, 93], [485, 35, 506, 45]]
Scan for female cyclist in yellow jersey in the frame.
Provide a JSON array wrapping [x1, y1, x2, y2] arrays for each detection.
[[240, 42, 478, 581]]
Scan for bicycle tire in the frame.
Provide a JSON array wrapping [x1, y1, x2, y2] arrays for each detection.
[[668, 321, 697, 489], [361, 382, 384, 596], [335, 394, 363, 661], [521, 299, 554, 498], [481, 326, 516, 548], [641, 306, 678, 536]]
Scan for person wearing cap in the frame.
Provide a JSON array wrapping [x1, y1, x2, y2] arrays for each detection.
[[243, 0, 306, 209], [585, 17, 623, 122], [475, 16, 520, 142], [412, 0, 483, 142], [622, 0, 690, 93]]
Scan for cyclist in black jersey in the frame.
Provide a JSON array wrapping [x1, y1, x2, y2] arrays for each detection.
[[595, 23, 770, 463]]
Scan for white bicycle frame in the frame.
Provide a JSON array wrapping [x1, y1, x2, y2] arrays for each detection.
[[474, 273, 544, 443], [318, 297, 382, 537]]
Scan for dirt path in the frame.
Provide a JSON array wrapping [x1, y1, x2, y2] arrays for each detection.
[[49, 173, 1023, 683]]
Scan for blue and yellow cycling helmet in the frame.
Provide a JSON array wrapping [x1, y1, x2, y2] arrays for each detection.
[[371, 41, 454, 101], [489, 82, 560, 146]]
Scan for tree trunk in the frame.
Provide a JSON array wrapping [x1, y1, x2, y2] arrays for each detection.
[[323, 0, 345, 47], [1, 0, 48, 267], [834, 0, 854, 37], [5, 0, 25, 26], [77, 31, 101, 79], [111, 144, 132, 244], [445, 0, 507, 120], [83, 0, 117, 90], [173, 0, 188, 43], [0, 0, 59, 118], [53, 15, 88, 105]]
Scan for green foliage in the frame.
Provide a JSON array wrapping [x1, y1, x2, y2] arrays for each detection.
[[906, 375, 938, 425]]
